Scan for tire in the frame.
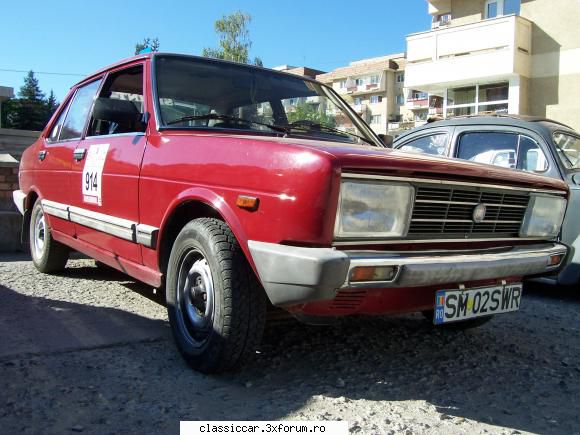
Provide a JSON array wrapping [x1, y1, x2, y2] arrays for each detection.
[[29, 200, 69, 273], [422, 310, 493, 330], [166, 218, 266, 373]]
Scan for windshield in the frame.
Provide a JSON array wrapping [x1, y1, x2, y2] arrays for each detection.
[[553, 131, 580, 170], [154, 55, 378, 146]]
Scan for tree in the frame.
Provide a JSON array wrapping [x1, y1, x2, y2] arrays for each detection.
[[135, 37, 160, 55], [287, 102, 336, 128], [2, 72, 59, 131], [202, 11, 262, 65], [7, 71, 48, 130]]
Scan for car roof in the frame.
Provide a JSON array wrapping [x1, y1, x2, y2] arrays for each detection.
[[73, 52, 322, 89], [394, 114, 577, 143]]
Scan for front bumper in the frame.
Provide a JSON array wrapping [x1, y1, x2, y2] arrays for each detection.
[[248, 241, 567, 306], [13, 190, 26, 215]]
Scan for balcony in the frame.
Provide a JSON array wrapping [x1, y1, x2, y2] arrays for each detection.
[[405, 15, 532, 91], [406, 98, 430, 109]]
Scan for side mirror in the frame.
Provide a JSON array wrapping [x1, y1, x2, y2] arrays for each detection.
[[378, 134, 394, 147]]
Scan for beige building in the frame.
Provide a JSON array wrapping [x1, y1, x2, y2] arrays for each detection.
[[316, 54, 411, 135], [404, 0, 580, 131]]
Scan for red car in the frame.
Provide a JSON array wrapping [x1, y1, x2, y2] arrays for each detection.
[[14, 53, 568, 373]]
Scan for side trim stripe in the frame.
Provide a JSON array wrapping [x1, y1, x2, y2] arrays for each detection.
[[41, 199, 158, 248]]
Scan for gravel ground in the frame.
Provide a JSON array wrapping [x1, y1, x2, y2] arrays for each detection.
[[0, 255, 579, 435]]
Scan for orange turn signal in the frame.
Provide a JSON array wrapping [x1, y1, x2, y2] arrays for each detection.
[[236, 195, 259, 211], [350, 266, 398, 283], [549, 254, 564, 266]]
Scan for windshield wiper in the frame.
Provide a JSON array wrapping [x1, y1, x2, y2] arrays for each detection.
[[288, 121, 376, 146], [166, 113, 288, 134]]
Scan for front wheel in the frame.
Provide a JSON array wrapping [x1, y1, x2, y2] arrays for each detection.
[[29, 201, 69, 273], [166, 218, 266, 373]]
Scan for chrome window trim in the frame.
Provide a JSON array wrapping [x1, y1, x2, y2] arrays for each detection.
[[40, 199, 159, 248], [341, 173, 567, 196]]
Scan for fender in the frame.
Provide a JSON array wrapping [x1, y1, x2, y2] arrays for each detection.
[[158, 186, 256, 270]]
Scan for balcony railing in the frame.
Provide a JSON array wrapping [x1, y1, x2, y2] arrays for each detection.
[[405, 15, 532, 89]]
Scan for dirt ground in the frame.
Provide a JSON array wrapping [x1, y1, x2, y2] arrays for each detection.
[[1, 255, 579, 435]]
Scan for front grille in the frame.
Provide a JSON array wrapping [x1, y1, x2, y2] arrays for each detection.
[[408, 184, 529, 239]]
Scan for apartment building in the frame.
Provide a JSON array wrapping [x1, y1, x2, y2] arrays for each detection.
[[316, 54, 411, 135], [405, 0, 580, 131]]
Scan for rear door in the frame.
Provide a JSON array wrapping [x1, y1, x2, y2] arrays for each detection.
[[69, 63, 148, 264], [36, 79, 102, 236]]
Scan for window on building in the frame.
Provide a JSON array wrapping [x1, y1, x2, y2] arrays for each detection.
[[354, 97, 362, 105], [414, 110, 428, 121], [370, 95, 382, 104], [396, 73, 405, 83], [370, 75, 380, 85], [355, 78, 364, 86], [485, 0, 520, 18], [371, 115, 381, 124], [486, 1, 498, 18], [58, 79, 102, 141], [446, 82, 508, 118], [339, 80, 347, 88], [399, 133, 448, 156], [396, 94, 405, 105], [439, 13, 451, 25], [411, 91, 428, 100]]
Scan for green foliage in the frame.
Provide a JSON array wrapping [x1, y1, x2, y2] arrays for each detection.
[[135, 37, 160, 55], [4, 71, 58, 131], [286, 102, 336, 128], [202, 11, 262, 66]]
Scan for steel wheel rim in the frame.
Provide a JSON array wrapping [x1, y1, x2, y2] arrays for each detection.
[[176, 249, 215, 346], [33, 211, 46, 260]]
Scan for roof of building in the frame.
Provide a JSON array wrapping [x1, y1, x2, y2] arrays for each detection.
[[316, 53, 406, 82]]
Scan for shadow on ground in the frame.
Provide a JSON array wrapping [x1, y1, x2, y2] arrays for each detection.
[[1, 263, 578, 435]]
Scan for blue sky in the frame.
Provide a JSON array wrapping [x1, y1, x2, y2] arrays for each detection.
[[0, 0, 431, 102]]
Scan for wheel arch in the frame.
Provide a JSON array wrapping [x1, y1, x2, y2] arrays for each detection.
[[157, 188, 253, 278]]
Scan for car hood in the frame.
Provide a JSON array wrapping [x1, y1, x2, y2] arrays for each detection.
[[270, 136, 567, 192]]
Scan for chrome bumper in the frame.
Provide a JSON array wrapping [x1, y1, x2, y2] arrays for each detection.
[[12, 190, 26, 215], [248, 241, 567, 306]]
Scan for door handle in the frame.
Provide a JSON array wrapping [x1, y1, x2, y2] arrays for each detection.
[[38, 150, 47, 161], [73, 149, 86, 161]]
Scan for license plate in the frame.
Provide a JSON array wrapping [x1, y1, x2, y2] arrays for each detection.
[[433, 283, 522, 325]]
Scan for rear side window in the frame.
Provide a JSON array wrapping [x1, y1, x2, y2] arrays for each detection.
[[398, 133, 448, 156], [59, 80, 102, 141], [457, 132, 547, 172], [88, 65, 145, 136]]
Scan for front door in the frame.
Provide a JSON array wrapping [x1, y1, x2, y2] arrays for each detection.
[[36, 79, 102, 236], [69, 63, 148, 264]]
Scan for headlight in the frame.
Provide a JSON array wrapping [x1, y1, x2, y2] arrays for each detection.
[[520, 194, 567, 238], [335, 180, 414, 238]]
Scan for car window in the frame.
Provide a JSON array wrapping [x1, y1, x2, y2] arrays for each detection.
[[458, 131, 548, 172], [59, 80, 102, 141], [46, 104, 70, 143], [553, 132, 580, 170], [398, 133, 448, 156], [154, 55, 377, 145], [518, 135, 548, 172], [458, 132, 518, 168], [87, 65, 144, 136]]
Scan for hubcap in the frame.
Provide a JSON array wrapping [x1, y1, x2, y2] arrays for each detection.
[[176, 249, 215, 345], [33, 212, 46, 260]]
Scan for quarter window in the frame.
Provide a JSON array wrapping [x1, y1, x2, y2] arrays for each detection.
[[47, 104, 70, 143], [458, 132, 547, 172], [88, 65, 144, 136], [399, 133, 447, 156], [59, 80, 102, 141]]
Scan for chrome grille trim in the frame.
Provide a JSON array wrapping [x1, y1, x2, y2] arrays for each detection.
[[341, 173, 567, 196]]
